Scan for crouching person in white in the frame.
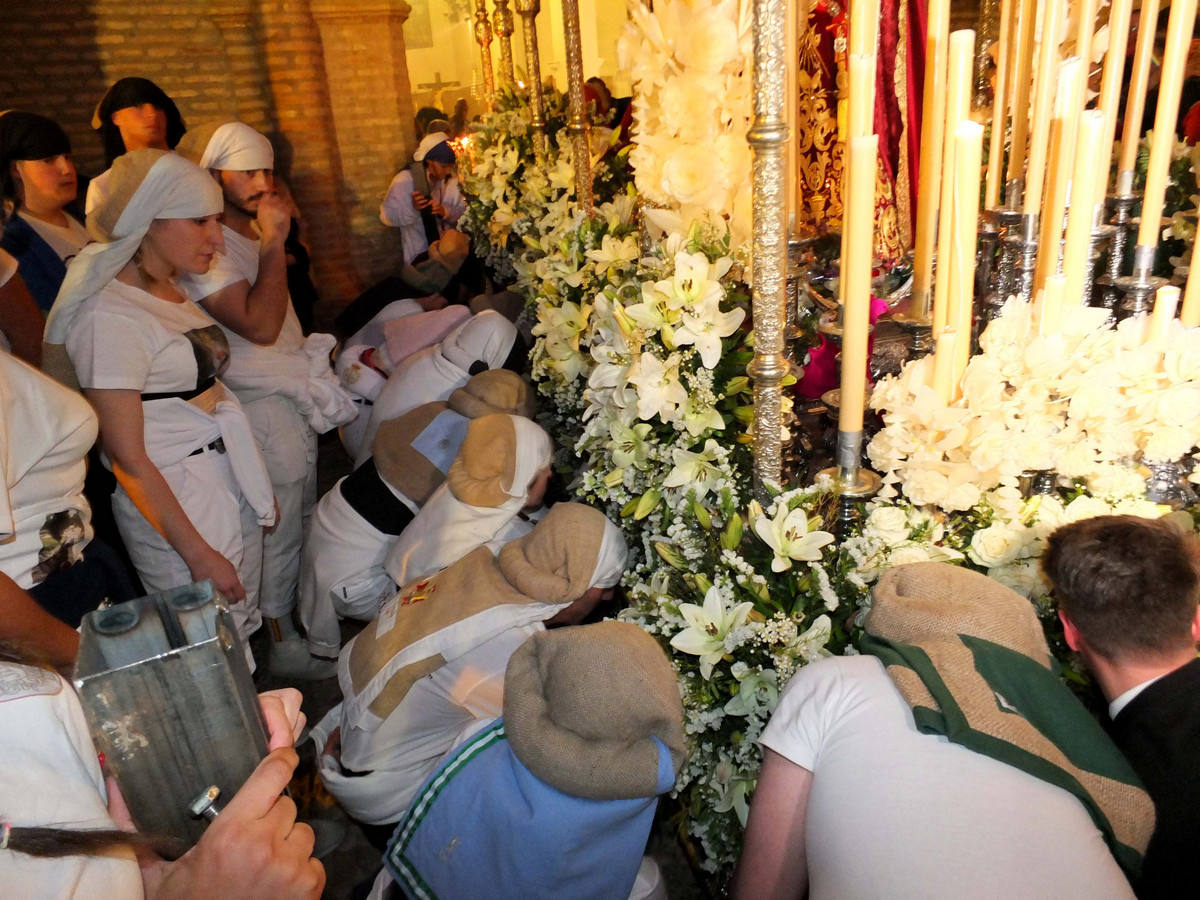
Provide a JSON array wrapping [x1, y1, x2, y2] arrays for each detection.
[[174, 121, 356, 679], [310, 502, 627, 831], [372, 620, 683, 900], [46, 149, 276, 660]]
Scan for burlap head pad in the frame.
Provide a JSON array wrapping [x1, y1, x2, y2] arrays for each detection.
[[86, 147, 170, 242], [446, 413, 518, 508], [372, 400, 450, 506], [503, 620, 686, 800], [498, 502, 607, 604], [866, 561, 1053, 669], [448, 368, 536, 420], [174, 121, 226, 166]]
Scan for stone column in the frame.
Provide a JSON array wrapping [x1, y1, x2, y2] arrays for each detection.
[[310, 0, 419, 296]]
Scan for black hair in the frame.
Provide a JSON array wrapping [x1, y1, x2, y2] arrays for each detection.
[[94, 77, 186, 167], [0, 112, 72, 207]]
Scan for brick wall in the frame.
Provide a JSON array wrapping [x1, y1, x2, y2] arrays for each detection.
[[0, 0, 418, 320]]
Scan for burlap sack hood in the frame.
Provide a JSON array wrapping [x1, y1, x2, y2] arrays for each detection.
[[503, 621, 686, 800], [447, 413, 549, 508], [373, 370, 536, 505], [497, 502, 608, 604], [867, 561, 1053, 668]]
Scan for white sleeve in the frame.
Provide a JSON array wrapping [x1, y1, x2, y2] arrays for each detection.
[[439, 179, 466, 226], [182, 246, 249, 303], [66, 306, 155, 391], [380, 171, 419, 229], [758, 658, 849, 772]]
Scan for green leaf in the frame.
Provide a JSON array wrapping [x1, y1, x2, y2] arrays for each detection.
[[692, 499, 712, 529], [654, 541, 686, 569], [621, 498, 638, 518], [720, 513, 743, 550]]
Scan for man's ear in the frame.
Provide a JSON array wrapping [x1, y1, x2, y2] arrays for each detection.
[[1190, 605, 1200, 646], [1059, 609, 1084, 652]]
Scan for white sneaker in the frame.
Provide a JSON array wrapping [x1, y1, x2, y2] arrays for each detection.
[[269, 638, 338, 680]]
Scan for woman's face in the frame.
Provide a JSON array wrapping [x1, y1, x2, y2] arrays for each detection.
[[143, 215, 224, 277], [111, 103, 168, 152], [523, 466, 552, 510], [12, 154, 77, 212]]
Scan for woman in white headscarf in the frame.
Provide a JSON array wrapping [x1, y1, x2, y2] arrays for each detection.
[[347, 308, 522, 465], [45, 149, 275, 651], [385, 412, 552, 588]]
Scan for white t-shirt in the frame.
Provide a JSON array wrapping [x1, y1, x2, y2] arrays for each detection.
[[760, 655, 1135, 900], [66, 279, 230, 461], [0, 661, 142, 898], [19, 210, 89, 263], [0, 350, 97, 588], [178, 225, 305, 390], [379, 169, 466, 265]]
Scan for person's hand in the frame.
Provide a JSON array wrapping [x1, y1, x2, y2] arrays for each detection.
[[259, 688, 306, 751], [256, 192, 292, 246], [187, 546, 246, 603], [430, 201, 447, 219], [411, 190, 432, 210], [416, 294, 448, 311], [264, 497, 281, 536], [150, 748, 325, 900]]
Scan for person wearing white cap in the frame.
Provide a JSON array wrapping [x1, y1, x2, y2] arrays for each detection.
[[379, 130, 465, 268], [174, 121, 355, 680], [45, 149, 276, 661]]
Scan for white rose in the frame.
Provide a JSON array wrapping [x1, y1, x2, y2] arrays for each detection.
[[865, 505, 912, 544], [660, 145, 722, 207], [673, 7, 740, 73], [902, 469, 949, 508], [1062, 494, 1113, 523], [987, 560, 1048, 599], [967, 524, 1026, 568], [886, 545, 936, 566]]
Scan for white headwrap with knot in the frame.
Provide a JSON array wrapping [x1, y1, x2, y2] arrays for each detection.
[[45, 149, 222, 346], [186, 121, 274, 172]]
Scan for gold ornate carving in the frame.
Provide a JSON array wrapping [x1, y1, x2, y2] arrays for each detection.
[[514, 0, 546, 162], [748, 0, 790, 493], [492, 0, 516, 86], [560, 0, 592, 210], [473, 0, 495, 107]]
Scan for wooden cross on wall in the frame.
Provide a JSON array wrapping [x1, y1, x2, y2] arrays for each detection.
[[417, 72, 462, 92]]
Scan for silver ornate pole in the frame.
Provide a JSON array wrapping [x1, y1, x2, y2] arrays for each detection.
[[746, 0, 789, 495], [492, 0, 516, 86], [514, 0, 547, 162], [473, 0, 495, 109], [560, 0, 592, 210]]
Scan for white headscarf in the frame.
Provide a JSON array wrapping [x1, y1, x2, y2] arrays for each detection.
[[384, 414, 552, 588], [589, 517, 629, 589], [45, 149, 222, 345], [180, 121, 274, 171], [439, 310, 517, 373]]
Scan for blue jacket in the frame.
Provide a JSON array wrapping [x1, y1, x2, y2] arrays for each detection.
[[0, 214, 69, 312]]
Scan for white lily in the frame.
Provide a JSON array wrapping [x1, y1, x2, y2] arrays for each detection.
[[669, 250, 734, 309], [753, 505, 835, 572], [662, 438, 724, 499], [674, 295, 746, 369], [670, 585, 755, 679], [608, 421, 654, 470], [626, 352, 688, 422]]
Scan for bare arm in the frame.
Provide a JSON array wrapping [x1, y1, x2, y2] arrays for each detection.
[[83, 388, 246, 601], [199, 195, 292, 345], [730, 748, 813, 900], [0, 272, 45, 367], [0, 570, 79, 672]]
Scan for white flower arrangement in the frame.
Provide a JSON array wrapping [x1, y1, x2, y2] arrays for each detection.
[[617, 0, 754, 249], [868, 298, 1200, 512]]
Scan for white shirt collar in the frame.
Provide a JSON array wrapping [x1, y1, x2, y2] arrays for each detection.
[[1108, 672, 1170, 719]]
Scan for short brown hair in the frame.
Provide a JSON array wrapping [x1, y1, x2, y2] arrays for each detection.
[[1043, 515, 1200, 660]]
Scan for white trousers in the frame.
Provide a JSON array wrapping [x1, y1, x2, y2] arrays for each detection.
[[298, 478, 398, 657], [112, 448, 264, 647], [243, 394, 317, 621]]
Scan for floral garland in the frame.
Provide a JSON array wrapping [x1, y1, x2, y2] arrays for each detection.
[[617, 0, 754, 248], [868, 298, 1200, 512], [456, 85, 632, 283]]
